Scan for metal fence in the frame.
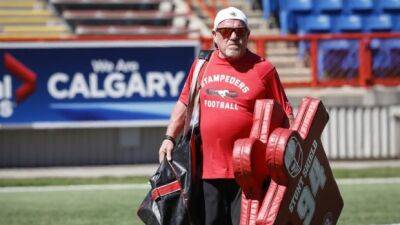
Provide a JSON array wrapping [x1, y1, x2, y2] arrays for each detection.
[[322, 105, 400, 159]]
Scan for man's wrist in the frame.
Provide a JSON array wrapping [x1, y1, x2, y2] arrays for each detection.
[[164, 135, 176, 146]]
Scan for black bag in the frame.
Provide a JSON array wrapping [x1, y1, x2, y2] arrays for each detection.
[[137, 50, 213, 225], [137, 127, 202, 225]]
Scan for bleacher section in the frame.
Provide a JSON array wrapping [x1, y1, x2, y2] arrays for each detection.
[[188, 0, 311, 83], [261, 0, 400, 80], [265, 0, 400, 34], [190, 0, 274, 35], [0, 0, 70, 38], [50, 0, 196, 36]]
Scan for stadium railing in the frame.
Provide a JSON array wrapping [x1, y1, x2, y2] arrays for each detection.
[[201, 32, 400, 87], [1, 32, 399, 88]]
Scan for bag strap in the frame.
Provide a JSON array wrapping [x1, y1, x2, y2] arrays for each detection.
[[183, 50, 213, 134]]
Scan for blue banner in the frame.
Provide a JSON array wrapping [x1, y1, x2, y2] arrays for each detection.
[[0, 41, 198, 128]]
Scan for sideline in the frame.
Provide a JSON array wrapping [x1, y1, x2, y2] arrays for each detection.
[[1, 177, 400, 193], [0, 160, 399, 179], [337, 177, 400, 185]]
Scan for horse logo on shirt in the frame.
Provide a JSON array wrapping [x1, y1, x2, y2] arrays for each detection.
[[206, 89, 238, 98]]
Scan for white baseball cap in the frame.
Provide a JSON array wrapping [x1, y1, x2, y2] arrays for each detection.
[[213, 7, 248, 30]]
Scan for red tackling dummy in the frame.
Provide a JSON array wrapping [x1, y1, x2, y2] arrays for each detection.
[[233, 97, 343, 225]]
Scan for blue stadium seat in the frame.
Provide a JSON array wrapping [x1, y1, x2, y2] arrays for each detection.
[[314, 0, 343, 13], [333, 15, 362, 33], [283, 0, 312, 11], [299, 14, 331, 33], [393, 16, 400, 31], [297, 15, 331, 59], [318, 40, 359, 79], [376, 0, 400, 12], [279, 0, 312, 34], [262, 0, 279, 19], [370, 39, 400, 77], [344, 0, 373, 13], [363, 14, 393, 32]]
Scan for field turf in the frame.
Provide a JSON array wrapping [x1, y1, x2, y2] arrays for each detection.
[[0, 167, 399, 225]]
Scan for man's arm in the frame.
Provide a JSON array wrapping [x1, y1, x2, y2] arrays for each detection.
[[159, 101, 187, 162]]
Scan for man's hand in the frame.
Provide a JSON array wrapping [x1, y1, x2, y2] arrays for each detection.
[[159, 139, 174, 163]]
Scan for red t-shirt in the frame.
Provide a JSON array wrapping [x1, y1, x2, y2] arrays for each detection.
[[179, 50, 293, 179]]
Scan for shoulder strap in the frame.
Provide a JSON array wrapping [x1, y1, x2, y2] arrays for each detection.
[[184, 50, 213, 134], [188, 50, 213, 99], [198, 50, 213, 60]]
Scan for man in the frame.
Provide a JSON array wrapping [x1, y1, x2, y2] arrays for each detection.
[[159, 7, 294, 225]]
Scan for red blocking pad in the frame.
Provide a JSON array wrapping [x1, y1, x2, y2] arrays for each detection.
[[233, 100, 289, 225], [233, 97, 343, 225]]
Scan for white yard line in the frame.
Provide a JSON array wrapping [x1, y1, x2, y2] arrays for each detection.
[[337, 177, 400, 185], [369, 224, 400, 225], [0, 177, 400, 193]]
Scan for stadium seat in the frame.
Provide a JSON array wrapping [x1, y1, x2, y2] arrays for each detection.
[[262, 0, 278, 19], [298, 14, 331, 33], [363, 14, 393, 32], [333, 15, 362, 33], [314, 0, 343, 13], [344, 0, 373, 13], [297, 15, 331, 60], [393, 16, 400, 31], [278, 0, 312, 34], [370, 38, 400, 77], [376, 0, 400, 12], [318, 40, 359, 79], [283, 0, 312, 11]]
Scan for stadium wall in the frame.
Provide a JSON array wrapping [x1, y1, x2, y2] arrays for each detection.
[[0, 37, 399, 167], [0, 127, 163, 167], [1, 99, 399, 167]]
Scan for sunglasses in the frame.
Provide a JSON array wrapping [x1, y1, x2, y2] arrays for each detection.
[[216, 27, 248, 38]]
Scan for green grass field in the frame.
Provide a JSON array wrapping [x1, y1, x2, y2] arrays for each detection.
[[0, 167, 399, 225]]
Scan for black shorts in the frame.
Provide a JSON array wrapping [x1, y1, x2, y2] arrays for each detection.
[[200, 179, 241, 225]]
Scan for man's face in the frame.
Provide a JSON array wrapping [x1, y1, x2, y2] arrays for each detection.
[[213, 19, 250, 61]]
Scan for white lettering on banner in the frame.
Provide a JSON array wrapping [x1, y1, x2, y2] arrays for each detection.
[[69, 73, 90, 98], [91, 60, 114, 73], [48, 73, 69, 99], [146, 72, 166, 97], [48, 71, 185, 99], [104, 73, 125, 98], [91, 59, 139, 73], [165, 71, 184, 96], [89, 73, 106, 98], [0, 75, 13, 118], [115, 59, 139, 73], [0, 75, 12, 99], [126, 71, 146, 97], [287, 140, 327, 225], [201, 74, 250, 93]]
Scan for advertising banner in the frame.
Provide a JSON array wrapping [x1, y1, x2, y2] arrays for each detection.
[[0, 40, 198, 128]]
